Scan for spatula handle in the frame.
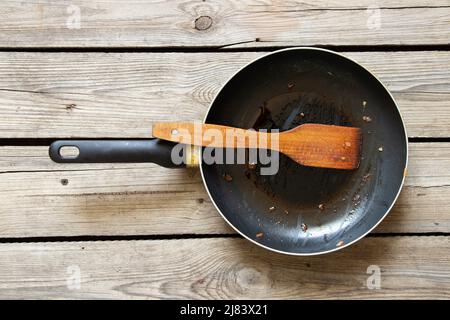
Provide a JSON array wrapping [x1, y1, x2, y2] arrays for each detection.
[[153, 122, 278, 149]]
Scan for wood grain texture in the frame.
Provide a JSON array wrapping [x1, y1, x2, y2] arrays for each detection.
[[0, 0, 447, 301], [0, 0, 448, 48], [0, 51, 449, 138], [0, 237, 449, 299], [0, 143, 448, 238]]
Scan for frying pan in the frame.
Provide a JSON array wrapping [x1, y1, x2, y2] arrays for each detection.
[[49, 48, 408, 255]]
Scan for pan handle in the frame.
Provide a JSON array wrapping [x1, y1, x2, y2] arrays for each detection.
[[49, 139, 186, 168]]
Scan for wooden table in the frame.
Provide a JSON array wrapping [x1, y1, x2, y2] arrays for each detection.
[[0, 0, 449, 299]]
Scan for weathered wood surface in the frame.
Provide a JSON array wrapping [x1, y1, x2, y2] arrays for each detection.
[[0, 143, 447, 238], [0, 0, 449, 301], [0, 0, 449, 48], [0, 237, 449, 299], [0, 51, 449, 138]]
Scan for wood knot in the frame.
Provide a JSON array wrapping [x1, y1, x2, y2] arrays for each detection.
[[235, 267, 270, 291], [194, 15, 212, 30]]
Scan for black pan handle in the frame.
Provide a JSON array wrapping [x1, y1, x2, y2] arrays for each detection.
[[49, 139, 185, 168]]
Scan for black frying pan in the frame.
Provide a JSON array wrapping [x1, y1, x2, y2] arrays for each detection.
[[49, 48, 408, 255]]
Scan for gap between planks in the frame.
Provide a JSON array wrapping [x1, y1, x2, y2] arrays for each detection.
[[2, 137, 450, 147], [0, 44, 450, 53], [0, 232, 449, 245]]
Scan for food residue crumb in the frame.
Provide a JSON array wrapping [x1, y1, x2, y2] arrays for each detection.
[[318, 204, 325, 210], [362, 115, 372, 122], [268, 206, 276, 212], [336, 240, 344, 247], [256, 232, 264, 238], [284, 210, 289, 215], [362, 173, 372, 182], [378, 146, 383, 152], [341, 156, 346, 161], [362, 100, 367, 107], [247, 163, 256, 170], [287, 83, 295, 89], [349, 209, 355, 214], [353, 194, 360, 202], [344, 141, 352, 147], [300, 112, 305, 118], [223, 174, 233, 182], [301, 223, 308, 232]]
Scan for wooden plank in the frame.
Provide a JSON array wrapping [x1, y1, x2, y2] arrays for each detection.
[[0, 1, 448, 48], [0, 237, 449, 299], [0, 51, 449, 138], [0, 143, 448, 237]]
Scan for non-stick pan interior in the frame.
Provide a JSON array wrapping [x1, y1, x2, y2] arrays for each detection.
[[201, 48, 407, 254]]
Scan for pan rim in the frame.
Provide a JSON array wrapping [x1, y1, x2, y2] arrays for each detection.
[[199, 47, 409, 256]]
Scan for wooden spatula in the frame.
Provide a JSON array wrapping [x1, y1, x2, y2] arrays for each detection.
[[153, 122, 362, 170]]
